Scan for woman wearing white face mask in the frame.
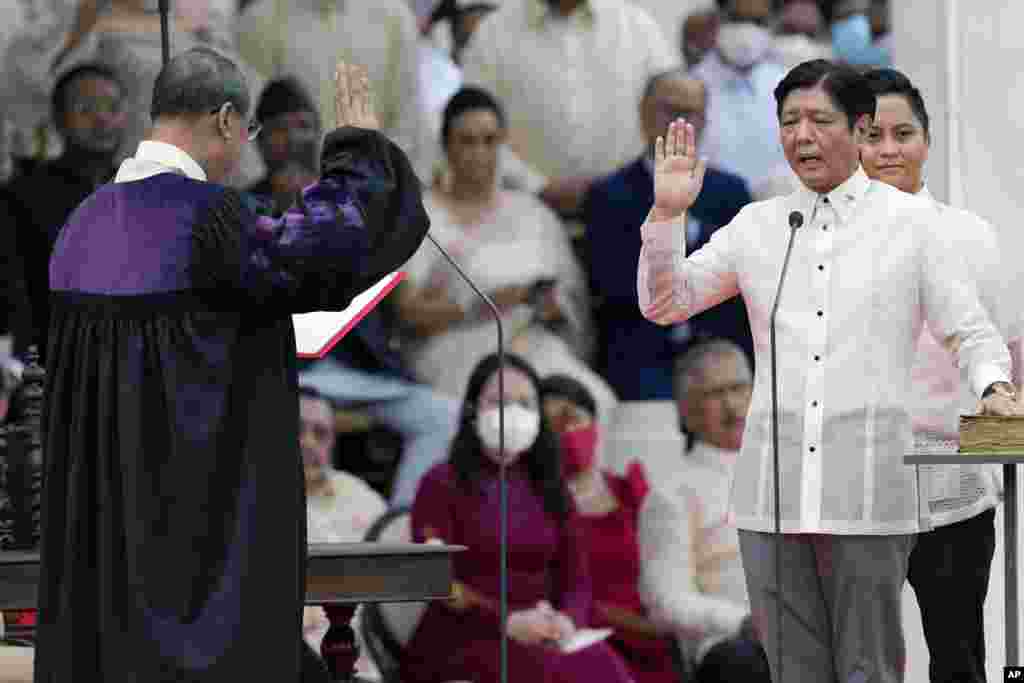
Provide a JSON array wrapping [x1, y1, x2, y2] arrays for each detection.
[[400, 353, 636, 683]]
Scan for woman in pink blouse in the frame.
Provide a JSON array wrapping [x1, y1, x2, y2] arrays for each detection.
[[400, 353, 635, 683]]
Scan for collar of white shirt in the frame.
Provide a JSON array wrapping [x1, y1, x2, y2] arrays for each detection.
[[916, 185, 934, 201], [114, 140, 208, 184], [793, 164, 871, 225], [527, 0, 597, 28], [689, 440, 739, 474]]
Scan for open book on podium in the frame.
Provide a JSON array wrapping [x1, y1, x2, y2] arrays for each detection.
[[293, 271, 404, 359]]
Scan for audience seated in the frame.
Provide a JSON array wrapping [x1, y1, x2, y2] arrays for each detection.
[[680, 8, 720, 68], [2, 63, 127, 364], [584, 69, 753, 400], [771, 0, 833, 71], [540, 373, 680, 683], [238, 0, 433, 182], [4, 1, 261, 185], [461, 0, 680, 217], [638, 339, 770, 683], [249, 77, 459, 508], [400, 352, 635, 682], [396, 87, 617, 428], [693, 1, 793, 199], [298, 386, 387, 678]]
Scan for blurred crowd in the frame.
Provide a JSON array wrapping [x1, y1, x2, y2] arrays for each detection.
[[0, 0, 892, 681]]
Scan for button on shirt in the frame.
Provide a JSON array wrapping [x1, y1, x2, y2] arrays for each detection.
[[637, 167, 1010, 534], [910, 186, 1021, 529], [461, 0, 679, 179]]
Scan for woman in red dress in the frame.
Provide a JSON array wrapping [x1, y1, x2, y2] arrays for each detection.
[[541, 374, 680, 683]]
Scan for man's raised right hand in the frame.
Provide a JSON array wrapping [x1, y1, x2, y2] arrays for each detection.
[[652, 118, 707, 221]]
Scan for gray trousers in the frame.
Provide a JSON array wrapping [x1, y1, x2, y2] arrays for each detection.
[[738, 530, 916, 683]]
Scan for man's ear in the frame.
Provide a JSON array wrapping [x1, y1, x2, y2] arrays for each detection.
[[217, 102, 233, 141], [853, 114, 872, 144]]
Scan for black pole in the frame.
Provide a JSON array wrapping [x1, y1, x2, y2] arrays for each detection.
[[158, 0, 171, 66]]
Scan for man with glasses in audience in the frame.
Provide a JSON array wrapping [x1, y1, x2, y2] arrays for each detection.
[[1, 63, 127, 363]]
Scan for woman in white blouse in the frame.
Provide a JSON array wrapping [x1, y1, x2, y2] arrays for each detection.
[[396, 86, 616, 426], [860, 67, 1021, 683]]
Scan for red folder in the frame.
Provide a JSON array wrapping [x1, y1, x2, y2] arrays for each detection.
[[293, 271, 405, 359]]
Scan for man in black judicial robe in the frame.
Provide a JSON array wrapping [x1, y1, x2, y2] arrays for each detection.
[[35, 48, 429, 682]]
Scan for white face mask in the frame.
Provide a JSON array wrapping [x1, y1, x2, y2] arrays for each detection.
[[476, 404, 541, 462], [717, 21, 773, 70]]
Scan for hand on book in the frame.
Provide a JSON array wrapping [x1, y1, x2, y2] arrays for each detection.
[[978, 386, 1024, 417]]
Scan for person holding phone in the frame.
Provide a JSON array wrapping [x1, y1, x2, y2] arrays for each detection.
[[396, 86, 617, 427]]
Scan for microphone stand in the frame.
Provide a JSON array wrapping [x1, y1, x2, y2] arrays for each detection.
[[158, 0, 171, 67], [769, 211, 802, 683], [425, 232, 510, 683]]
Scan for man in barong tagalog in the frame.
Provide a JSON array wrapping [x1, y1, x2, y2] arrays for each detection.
[[34, 47, 430, 682]]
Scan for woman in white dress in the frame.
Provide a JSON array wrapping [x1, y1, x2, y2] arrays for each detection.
[[395, 86, 617, 427]]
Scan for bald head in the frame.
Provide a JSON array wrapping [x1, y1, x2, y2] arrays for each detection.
[[640, 70, 707, 150]]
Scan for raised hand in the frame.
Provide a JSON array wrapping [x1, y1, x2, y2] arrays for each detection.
[[334, 61, 380, 131], [653, 118, 707, 219]]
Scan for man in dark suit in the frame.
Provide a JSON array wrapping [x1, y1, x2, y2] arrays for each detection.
[[584, 70, 753, 400]]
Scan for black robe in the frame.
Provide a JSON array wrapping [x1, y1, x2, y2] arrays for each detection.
[[34, 128, 428, 682]]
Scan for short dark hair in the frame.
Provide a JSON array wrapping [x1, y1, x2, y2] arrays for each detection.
[[51, 63, 123, 127], [441, 86, 506, 147], [863, 68, 931, 141], [774, 59, 875, 130], [539, 374, 597, 417], [151, 47, 250, 122]]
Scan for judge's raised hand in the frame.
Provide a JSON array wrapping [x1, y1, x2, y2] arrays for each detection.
[[652, 118, 707, 222], [335, 61, 380, 131]]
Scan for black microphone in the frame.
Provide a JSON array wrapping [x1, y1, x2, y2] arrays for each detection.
[[770, 210, 802, 683], [423, 232, 511, 683], [158, 0, 171, 66]]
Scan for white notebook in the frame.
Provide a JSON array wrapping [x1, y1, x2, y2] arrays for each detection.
[[293, 271, 404, 358]]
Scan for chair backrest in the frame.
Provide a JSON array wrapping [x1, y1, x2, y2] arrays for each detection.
[[360, 506, 429, 680]]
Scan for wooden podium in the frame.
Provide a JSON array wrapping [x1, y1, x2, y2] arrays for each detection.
[[0, 542, 463, 681]]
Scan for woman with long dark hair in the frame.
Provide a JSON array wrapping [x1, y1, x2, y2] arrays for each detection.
[[399, 352, 635, 682]]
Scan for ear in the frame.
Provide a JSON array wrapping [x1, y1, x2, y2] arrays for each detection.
[[217, 102, 233, 140], [853, 114, 871, 144]]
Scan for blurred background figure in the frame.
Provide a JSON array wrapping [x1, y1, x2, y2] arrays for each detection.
[[693, 0, 794, 199], [239, 0, 433, 182], [247, 77, 320, 214], [639, 339, 769, 683], [540, 373, 681, 683], [772, 0, 832, 71], [680, 7, 720, 69], [3, 63, 127, 363], [460, 0, 679, 218], [396, 87, 616, 428], [400, 353, 636, 683], [585, 70, 753, 400], [828, 0, 891, 67]]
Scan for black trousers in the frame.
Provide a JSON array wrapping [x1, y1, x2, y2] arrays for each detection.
[[907, 507, 997, 683], [695, 636, 772, 683]]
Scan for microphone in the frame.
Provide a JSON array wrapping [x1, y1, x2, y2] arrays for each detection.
[[423, 232, 511, 683], [770, 210, 802, 683], [158, 0, 171, 66]]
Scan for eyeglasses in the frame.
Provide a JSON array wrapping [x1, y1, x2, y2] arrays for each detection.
[[69, 97, 123, 116], [211, 103, 263, 141]]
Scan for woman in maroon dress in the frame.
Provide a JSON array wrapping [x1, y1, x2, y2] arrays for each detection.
[[400, 353, 635, 683], [541, 374, 680, 683]]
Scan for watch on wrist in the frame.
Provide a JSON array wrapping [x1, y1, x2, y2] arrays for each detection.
[[983, 381, 1017, 400]]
